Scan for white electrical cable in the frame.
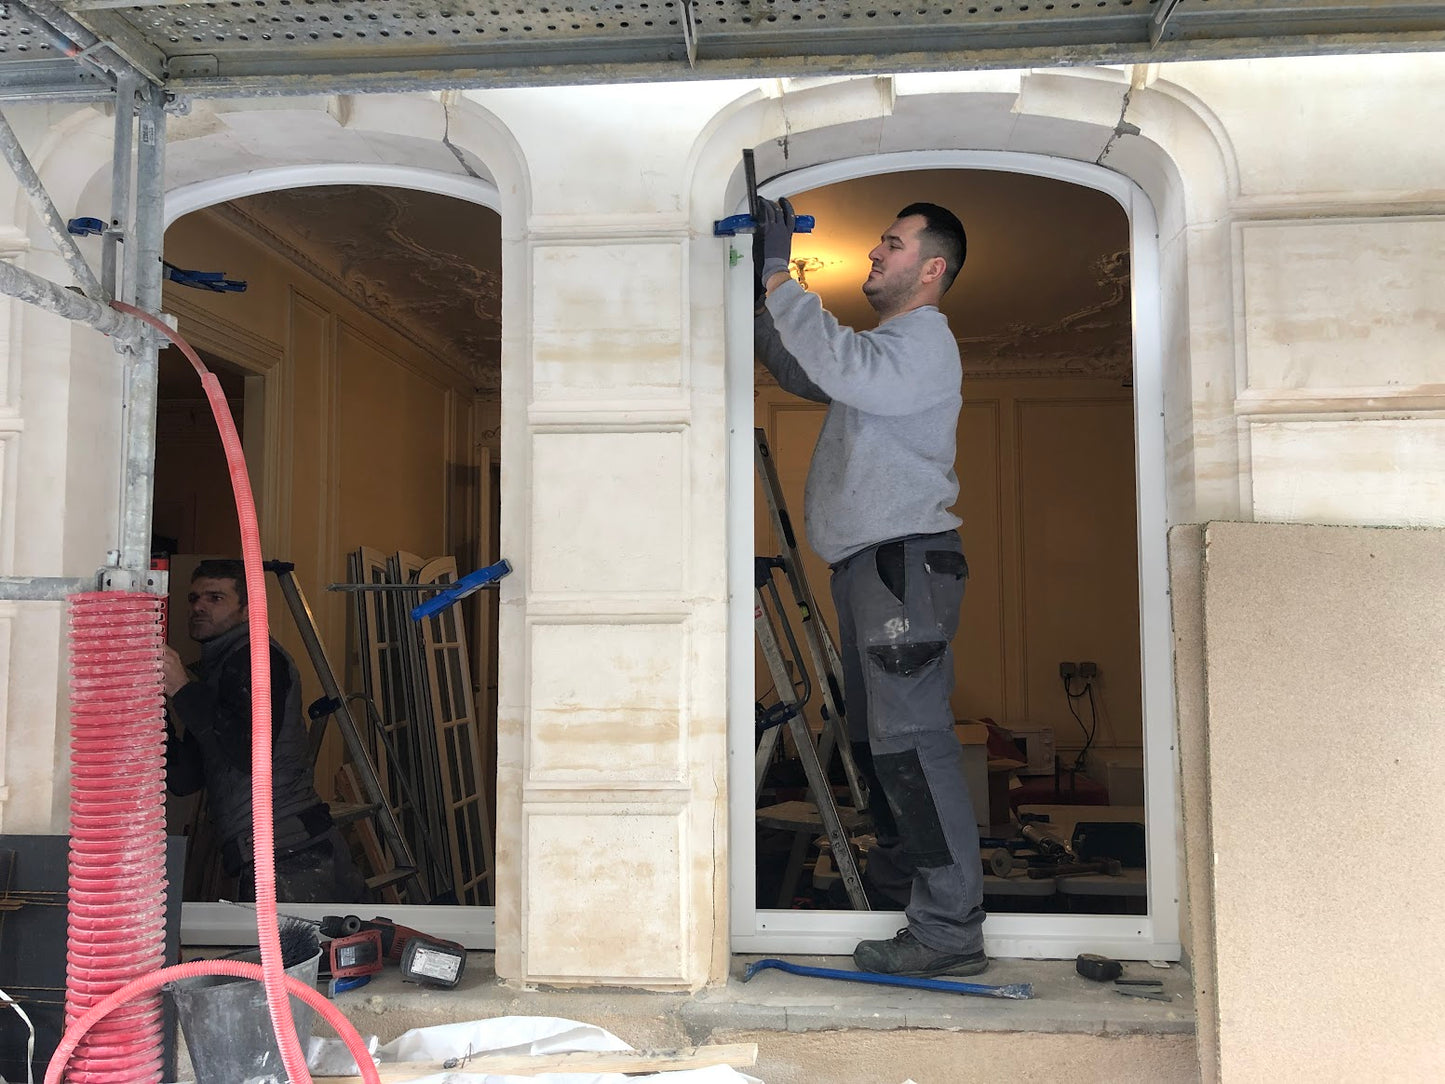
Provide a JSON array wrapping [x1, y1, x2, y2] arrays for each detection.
[[0, 986, 36, 1084]]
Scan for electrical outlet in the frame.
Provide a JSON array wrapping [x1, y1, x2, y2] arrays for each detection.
[[1059, 661, 1078, 679], [1079, 661, 1099, 680]]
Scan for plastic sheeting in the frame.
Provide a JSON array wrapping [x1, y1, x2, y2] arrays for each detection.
[[306, 1016, 764, 1084]]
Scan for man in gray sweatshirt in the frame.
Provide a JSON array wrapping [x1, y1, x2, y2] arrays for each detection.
[[754, 198, 986, 977]]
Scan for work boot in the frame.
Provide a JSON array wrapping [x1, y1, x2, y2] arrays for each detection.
[[852, 928, 989, 977]]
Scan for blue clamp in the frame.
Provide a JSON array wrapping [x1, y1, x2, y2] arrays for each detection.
[[713, 212, 815, 237], [162, 261, 247, 293], [67, 217, 105, 237], [326, 973, 372, 997], [411, 558, 512, 621]]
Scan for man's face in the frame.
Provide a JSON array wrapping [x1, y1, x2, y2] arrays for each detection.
[[862, 214, 938, 313], [187, 576, 247, 642]]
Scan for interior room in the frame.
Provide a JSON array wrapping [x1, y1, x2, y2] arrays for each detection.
[[153, 184, 503, 907], [751, 168, 1145, 918]]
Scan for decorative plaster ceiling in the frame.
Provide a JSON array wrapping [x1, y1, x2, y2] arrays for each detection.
[[771, 168, 1134, 381], [209, 169, 1126, 393], [219, 185, 502, 390]]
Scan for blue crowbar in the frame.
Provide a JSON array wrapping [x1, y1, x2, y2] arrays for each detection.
[[742, 958, 1033, 1000]]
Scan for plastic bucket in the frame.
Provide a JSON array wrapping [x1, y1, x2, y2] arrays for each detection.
[[166, 932, 322, 1084]]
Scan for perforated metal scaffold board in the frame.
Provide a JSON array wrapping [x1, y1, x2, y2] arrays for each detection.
[[1, 1, 1444, 101]]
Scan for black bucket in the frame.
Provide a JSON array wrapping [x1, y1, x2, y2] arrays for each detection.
[[166, 925, 322, 1084]]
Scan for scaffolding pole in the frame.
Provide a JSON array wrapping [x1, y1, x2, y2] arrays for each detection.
[[115, 87, 166, 578], [103, 73, 139, 302], [0, 76, 163, 599], [0, 577, 96, 601], [0, 108, 107, 302], [0, 258, 133, 337]]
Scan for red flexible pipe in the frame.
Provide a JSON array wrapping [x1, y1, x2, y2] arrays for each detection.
[[46, 301, 380, 1084], [64, 592, 167, 1083], [46, 961, 378, 1084]]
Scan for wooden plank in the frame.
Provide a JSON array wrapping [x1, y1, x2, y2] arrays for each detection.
[[315, 1043, 759, 1082], [350, 547, 436, 900], [390, 549, 451, 898], [413, 556, 494, 906]]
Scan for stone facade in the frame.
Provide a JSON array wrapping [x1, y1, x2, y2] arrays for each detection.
[[2, 56, 1443, 1078]]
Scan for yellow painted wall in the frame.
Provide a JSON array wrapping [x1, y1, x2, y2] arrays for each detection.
[[756, 375, 1140, 760]]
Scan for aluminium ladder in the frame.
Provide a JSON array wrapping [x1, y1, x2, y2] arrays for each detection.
[[753, 429, 870, 911], [264, 559, 425, 901], [754, 429, 868, 809]]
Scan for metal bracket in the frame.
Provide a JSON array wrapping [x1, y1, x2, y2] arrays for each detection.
[[168, 55, 219, 80], [681, 0, 698, 68], [1150, 0, 1186, 46], [98, 566, 167, 593]]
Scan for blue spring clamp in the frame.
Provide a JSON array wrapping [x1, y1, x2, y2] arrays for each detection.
[[411, 559, 513, 621], [713, 212, 815, 237]]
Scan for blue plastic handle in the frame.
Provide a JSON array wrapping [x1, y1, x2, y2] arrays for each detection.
[[410, 559, 512, 621], [713, 212, 816, 237]]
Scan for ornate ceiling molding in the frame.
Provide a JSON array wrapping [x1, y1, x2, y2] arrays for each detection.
[[757, 249, 1134, 386], [213, 190, 502, 392]]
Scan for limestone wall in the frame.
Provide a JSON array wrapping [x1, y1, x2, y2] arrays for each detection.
[[0, 59, 1442, 1037]]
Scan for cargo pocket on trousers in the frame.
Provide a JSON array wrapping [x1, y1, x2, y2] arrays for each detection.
[[871, 748, 953, 868]]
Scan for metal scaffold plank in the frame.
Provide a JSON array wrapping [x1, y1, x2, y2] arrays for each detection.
[[0, 2, 1436, 100], [17, 0, 165, 85]]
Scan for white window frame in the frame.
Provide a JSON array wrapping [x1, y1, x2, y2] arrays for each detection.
[[166, 163, 502, 949], [725, 150, 1181, 960]]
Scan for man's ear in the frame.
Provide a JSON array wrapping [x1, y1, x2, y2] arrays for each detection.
[[920, 254, 947, 287]]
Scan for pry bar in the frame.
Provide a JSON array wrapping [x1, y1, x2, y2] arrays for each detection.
[[743, 958, 1033, 1000]]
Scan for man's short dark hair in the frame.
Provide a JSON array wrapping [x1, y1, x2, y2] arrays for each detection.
[[897, 202, 966, 292], [192, 559, 247, 607]]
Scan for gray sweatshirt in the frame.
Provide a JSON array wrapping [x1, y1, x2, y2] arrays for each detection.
[[756, 279, 963, 564]]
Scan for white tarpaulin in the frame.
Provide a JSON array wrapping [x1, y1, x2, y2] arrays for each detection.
[[307, 1016, 764, 1084]]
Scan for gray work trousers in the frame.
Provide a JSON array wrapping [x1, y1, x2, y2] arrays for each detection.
[[831, 530, 986, 954]]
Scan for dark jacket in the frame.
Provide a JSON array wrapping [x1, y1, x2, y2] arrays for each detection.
[[167, 623, 329, 869]]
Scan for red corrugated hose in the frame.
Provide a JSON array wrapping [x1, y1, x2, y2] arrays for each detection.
[[46, 302, 381, 1084]]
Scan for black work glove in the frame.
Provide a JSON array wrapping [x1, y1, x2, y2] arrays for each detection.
[[755, 197, 796, 290], [753, 220, 768, 308]]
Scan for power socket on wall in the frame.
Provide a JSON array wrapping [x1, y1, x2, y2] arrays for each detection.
[[1059, 661, 1100, 680]]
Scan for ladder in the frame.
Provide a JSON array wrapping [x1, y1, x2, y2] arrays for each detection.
[[754, 429, 868, 809], [264, 559, 424, 902], [753, 430, 870, 911]]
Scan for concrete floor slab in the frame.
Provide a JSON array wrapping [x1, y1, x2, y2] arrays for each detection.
[[176, 951, 1197, 1081], [319, 953, 1194, 1044]]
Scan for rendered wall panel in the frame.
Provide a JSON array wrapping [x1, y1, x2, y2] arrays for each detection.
[[1250, 419, 1445, 528], [524, 806, 687, 981], [531, 242, 685, 399], [527, 620, 686, 783], [1240, 218, 1445, 394], [528, 429, 685, 595]]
